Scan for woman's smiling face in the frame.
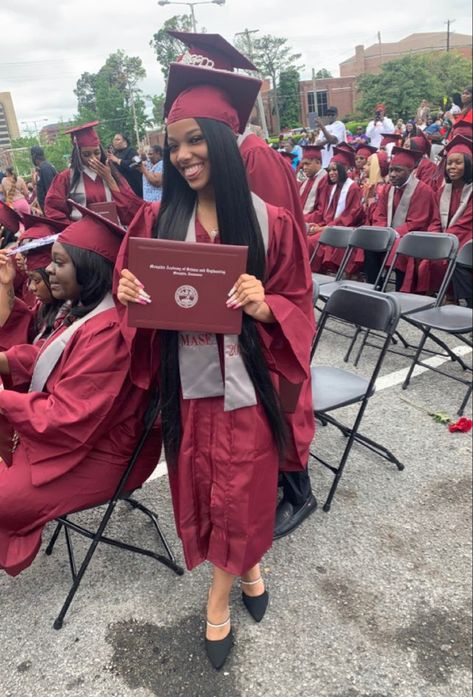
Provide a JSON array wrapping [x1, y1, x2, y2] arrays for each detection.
[[167, 119, 211, 192]]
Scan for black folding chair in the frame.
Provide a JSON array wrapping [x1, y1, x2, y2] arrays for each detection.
[[45, 390, 184, 630], [402, 240, 473, 415], [310, 286, 404, 512], [349, 232, 460, 366], [318, 226, 398, 301], [310, 226, 354, 286]]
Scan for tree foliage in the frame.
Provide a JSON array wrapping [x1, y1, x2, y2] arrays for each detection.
[[251, 35, 303, 132], [10, 131, 75, 176], [150, 14, 194, 80], [74, 50, 150, 146], [278, 69, 301, 129], [356, 52, 472, 120], [315, 68, 332, 79], [149, 94, 166, 127]]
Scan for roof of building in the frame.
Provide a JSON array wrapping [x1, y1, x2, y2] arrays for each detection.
[[340, 32, 472, 65]]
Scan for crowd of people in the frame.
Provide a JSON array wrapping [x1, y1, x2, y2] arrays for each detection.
[[0, 29, 471, 673]]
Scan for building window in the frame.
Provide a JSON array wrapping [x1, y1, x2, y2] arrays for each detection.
[[307, 91, 329, 117]]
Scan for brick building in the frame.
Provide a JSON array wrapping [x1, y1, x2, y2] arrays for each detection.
[[340, 32, 472, 77]]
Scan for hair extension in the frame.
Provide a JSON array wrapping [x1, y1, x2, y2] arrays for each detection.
[[155, 118, 288, 465]]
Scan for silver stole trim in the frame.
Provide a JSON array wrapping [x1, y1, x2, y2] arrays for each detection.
[[439, 183, 472, 231], [178, 193, 269, 412], [302, 170, 327, 214], [388, 175, 419, 228], [29, 294, 115, 393], [68, 169, 113, 220], [328, 177, 354, 219]]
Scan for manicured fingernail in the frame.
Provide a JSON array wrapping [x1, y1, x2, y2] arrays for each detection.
[[233, 302, 243, 309], [227, 286, 236, 297], [135, 280, 145, 289], [226, 300, 237, 308], [137, 297, 152, 305], [139, 290, 151, 300]]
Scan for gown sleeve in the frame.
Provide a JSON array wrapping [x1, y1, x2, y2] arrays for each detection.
[[0, 297, 35, 351], [44, 170, 72, 223], [256, 206, 315, 384]]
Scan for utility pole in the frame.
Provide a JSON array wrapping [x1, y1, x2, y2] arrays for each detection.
[[189, 4, 197, 32], [128, 81, 141, 148], [235, 28, 269, 139], [378, 31, 383, 63], [446, 19, 455, 52], [311, 68, 319, 121]]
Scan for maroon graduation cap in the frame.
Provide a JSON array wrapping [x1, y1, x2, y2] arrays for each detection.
[[64, 121, 100, 147], [390, 146, 423, 169], [59, 201, 126, 263], [0, 202, 22, 233], [168, 31, 257, 72]]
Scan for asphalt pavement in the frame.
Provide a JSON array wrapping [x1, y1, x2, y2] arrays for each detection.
[[1, 315, 472, 697]]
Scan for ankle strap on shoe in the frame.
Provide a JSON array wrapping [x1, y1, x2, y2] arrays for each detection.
[[240, 577, 263, 586], [206, 616, 231, 629]]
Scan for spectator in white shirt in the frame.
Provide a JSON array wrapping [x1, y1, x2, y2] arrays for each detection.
[[315, 107, 347, 168], [365, 104, 395, 148]]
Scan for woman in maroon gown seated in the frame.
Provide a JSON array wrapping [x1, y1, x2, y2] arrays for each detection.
[[0, 209, 160, 577], [115, 60, 314, 670]]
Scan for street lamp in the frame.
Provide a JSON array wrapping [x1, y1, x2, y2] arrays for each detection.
[[157, 0, 225, 32]]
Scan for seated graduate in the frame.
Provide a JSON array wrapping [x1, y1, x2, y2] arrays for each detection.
[[114, 59, 314, 670], [299, 145, 328, 219], [306, 144, 364, 273], [426, 135, 473, 303], [44, 122, 127, 225], [0, 215, 69, 351], [0, 205, 161, 578], [406, 130, 438, 189], [352, 143, 378, 187]]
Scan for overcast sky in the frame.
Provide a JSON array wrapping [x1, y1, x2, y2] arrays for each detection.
[[1, 0, 471, 134]]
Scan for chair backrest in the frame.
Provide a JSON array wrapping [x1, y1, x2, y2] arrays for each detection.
[[348, 226, 398, 253], [323, 286, 401, 334], [396, 231, 459, 261], [318, 226, 354, 249], [456, 240, 473, 269]]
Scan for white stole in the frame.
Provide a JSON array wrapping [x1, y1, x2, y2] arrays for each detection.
[[387, 175, 419, 228], [69, 168, 113, 220], [439, 183, 472, 231], [301, 170, 327, 214], [327, 178, 355, 219], [178, 193, 269, 412]]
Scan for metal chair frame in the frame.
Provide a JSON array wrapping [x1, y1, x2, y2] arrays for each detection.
[[310, 286, 404, 513], [45, 390, 184, 630]]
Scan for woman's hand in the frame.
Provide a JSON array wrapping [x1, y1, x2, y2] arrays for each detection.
[[117, 269, 151, 307], [0, 250, 16, 286], [226, 274, 274, 323], [88, 157, 119, 191]]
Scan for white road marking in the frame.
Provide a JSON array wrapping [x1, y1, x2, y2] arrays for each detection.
[[145, 345, 472, 485]]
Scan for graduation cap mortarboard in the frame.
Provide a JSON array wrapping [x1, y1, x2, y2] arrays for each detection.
[[0, 202, 22, 233], [409, 129, 431, 156], [331, 145, 356, 168], [167, 31, 257, 72], [165, 62, 262, 134], [355, 143, 378, 159], [20, 213, 68, 242], [380, 133, 401, 147], [442, 134, 473, 158], [63, 121, 100, 147], [59, 201, 126, 263], [390, 146, 423, 169], [302, 145, 324, 160]]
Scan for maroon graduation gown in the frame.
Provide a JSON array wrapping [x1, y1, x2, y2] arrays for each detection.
[[415, 158, 437, 188], [0, 297, 35, 351], [44, 169, 110, 224], [300, 172, 329, 219], [0, 308, 160, 576], [371, 178, 437, 291], [114, 199, 315, 575]]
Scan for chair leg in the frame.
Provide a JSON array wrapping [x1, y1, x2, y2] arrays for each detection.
[[124, 497, 177, 563], [64, 524, 77, 581], [344, 326, 361, 363], [353, 329, 370, 367], [402, 327, 430, 390], [458, 383, 473, 416], [322, 431, 358, 512], [45, 522, 63, 556]]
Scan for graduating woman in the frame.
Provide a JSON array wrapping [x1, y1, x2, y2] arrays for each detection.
[[306, 145, 364, 273], [0, 215, 68, 351], [426, 135, 473, 303], [115, 60, 314, 669], [44, 122, 125, 224], [0, 206, 161, 578]]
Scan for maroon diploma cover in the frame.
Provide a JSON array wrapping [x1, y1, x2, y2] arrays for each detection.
[[88, 201, 120, 224], [0, 413, 14, 467], [127, 238, 248, 334]]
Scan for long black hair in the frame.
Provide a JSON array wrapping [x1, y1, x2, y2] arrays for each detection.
[[155, 117, 288, 465], [445, 154, 473, 185], [68, 143, 121, 197], [30, 267, 63, 337], [328, 162, 348, 184], [61, 244, 113, 319]]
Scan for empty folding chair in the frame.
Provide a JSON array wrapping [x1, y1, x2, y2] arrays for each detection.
[[310, 286, 404, 512], [402, 240, 473, 415], [310, 226, 354, 286], [318, 226, 398, 301], [46, 389, 184, 630], [351, 232, 460, 365]]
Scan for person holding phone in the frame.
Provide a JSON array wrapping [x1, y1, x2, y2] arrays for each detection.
[[365, 104, 395, 148]]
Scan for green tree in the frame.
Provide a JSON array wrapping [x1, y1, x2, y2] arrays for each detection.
[[315, 68, 332, 79], [251, 35, 303, 133], [356, 52, 472, 121], [149, 94, 166, 127], [278, 69, 301, 129], [74, 50, 150, 146], [150, 14, 194, 80]]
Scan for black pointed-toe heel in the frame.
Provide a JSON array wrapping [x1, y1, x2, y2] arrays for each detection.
[[241, 578, 269, 623], [205, 617, 234, 670]]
